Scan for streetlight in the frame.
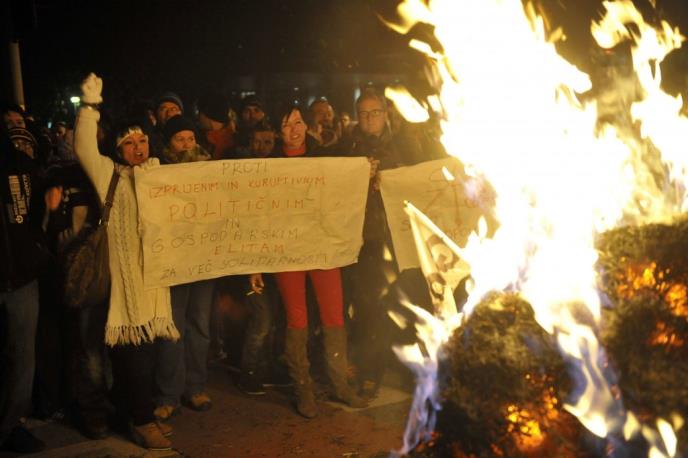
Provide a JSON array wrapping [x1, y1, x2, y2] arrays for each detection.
[[70, 96, 80, 113]]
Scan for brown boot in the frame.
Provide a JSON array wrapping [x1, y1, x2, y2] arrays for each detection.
[[323, 326, 368, 408], [284, 328, 318, 418], [131, 422, 172, 451]]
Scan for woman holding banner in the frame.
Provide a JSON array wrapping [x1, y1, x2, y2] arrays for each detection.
[[74, 73, 179, 451], [249, 104, 367, 419]]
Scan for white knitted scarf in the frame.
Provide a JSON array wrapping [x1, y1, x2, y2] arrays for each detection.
[[104, 163, 180, 346]]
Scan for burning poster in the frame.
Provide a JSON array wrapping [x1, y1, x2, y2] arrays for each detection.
[[379, 157, 493, 271]]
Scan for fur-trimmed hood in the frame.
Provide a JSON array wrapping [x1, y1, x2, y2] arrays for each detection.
[[160, 143, 211, 164]]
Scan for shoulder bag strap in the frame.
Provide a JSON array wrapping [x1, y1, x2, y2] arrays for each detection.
[[100, 168, 120, 226]]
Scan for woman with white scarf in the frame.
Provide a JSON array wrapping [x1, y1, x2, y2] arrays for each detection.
[[74, 73, 179, 451]]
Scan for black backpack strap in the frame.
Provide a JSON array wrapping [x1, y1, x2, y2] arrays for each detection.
[[100, 168, 120, 226]]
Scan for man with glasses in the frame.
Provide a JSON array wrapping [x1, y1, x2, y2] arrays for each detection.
[[343, 88, 422, 398]]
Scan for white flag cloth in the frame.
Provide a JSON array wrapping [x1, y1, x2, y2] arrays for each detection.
[[379, 157, 491, 272], [404, 201, 471, 317]]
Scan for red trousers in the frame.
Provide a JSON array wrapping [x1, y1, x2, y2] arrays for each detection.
[[275, 268, 344, 329]]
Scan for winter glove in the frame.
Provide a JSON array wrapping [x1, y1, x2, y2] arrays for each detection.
[[80, 73, 103, 105]]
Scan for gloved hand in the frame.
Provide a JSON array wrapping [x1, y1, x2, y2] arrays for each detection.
[[80, 73, 103, 104]]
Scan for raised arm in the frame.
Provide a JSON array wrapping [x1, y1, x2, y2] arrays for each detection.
[[73, 73, 115, 199]]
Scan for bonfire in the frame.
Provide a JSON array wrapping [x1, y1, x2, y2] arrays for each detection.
[[380, 1, 688, 457]]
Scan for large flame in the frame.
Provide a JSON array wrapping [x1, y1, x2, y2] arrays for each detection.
[[384, 0, 686, 456]]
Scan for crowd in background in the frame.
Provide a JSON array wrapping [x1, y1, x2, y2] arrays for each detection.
[[0, 73, 448, 453]]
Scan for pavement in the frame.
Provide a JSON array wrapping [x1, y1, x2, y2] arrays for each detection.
[[0, 362, 413, 458]]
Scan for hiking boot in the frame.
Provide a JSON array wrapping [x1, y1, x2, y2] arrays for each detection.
[[184, 392, 212, 411], [156, 421, 173, 437], [131, 422, 171, 451], [1, 426, 45, 454], [153, 404, 180, 421], [238, 371, 266, 395]]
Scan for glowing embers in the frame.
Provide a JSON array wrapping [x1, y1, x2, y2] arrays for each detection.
[[505, 385, 560, 453], [649, 321, 685, 348], [664, 284, 688, 319], [614, 261, 688, 319], [612, 260, 688, 348]]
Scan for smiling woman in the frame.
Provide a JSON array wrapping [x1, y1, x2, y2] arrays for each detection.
[[244, 103, 368, 419]]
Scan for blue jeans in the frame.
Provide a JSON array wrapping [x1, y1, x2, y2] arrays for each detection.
[[74, 300, 110, 424], [155, 280, 214, 406], [0, 280, 39, 441], [241, 277, 279, 376]]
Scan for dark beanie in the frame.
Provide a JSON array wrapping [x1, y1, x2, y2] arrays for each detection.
[[198, 93, 229, 124], [239, 95, 263, 113], [163, 115, 197, 144], [8, 127, 38, 148], [156, 92, 184, 112]]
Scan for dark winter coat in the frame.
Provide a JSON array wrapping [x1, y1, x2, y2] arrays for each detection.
[[0, 135, 50, 292], [342, 126, 422, 242]]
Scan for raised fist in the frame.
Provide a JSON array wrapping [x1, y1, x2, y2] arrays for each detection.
[[80, 73, 103, 104]]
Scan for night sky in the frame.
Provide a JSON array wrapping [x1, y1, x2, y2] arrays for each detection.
[[3, 0, 688, 119], [5, 0, 412, 116]]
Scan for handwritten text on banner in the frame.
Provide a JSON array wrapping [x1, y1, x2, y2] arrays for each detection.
[[379, 157, 494, 271], [135, 157, 370, 288]]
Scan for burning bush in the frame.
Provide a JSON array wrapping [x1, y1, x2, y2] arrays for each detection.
[[597, 222, 688, 445], [431, 293, 587, 457]]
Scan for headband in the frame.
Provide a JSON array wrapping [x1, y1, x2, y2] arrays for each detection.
[[116, 126, 146, 147]]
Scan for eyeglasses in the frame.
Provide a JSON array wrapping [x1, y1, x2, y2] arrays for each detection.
[[358, 109, 385, 119]]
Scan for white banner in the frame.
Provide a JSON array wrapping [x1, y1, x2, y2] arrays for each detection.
[[135, 157, 370, 288], [379, 157, 493, 271]]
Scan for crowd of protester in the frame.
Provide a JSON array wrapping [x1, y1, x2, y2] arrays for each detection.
[[0, 73, 448, 453]]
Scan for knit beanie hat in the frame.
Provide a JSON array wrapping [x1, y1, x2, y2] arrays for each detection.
[[198, 93, 229, 124], [8, 127, 38, 148], [156, 92, 184, 113], [240, 95, 263, 113], [163, 115, 197, 144]]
